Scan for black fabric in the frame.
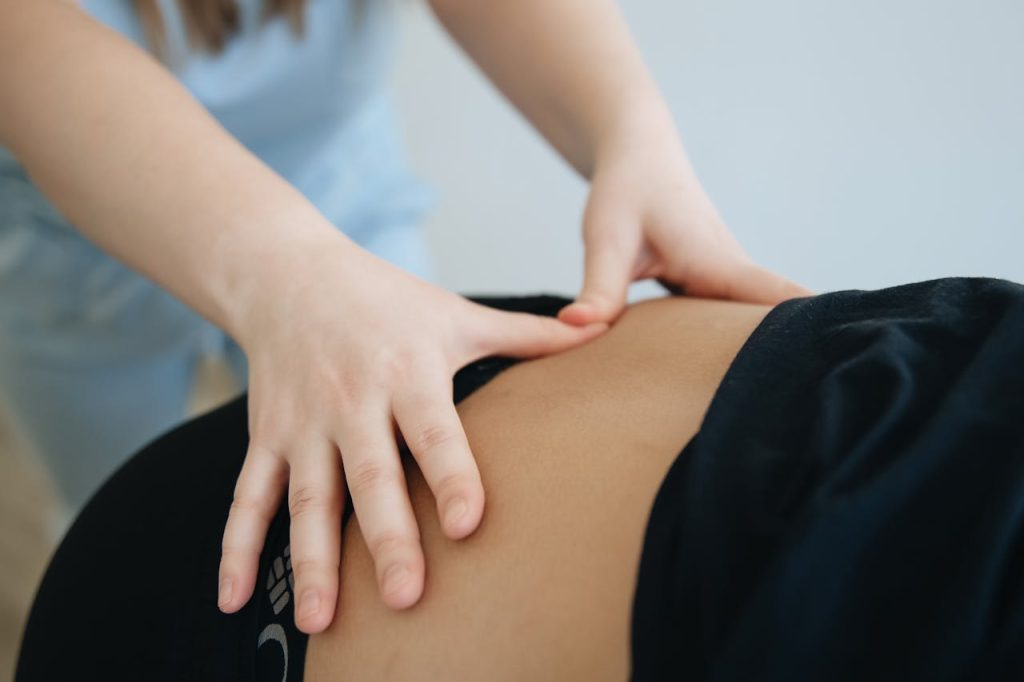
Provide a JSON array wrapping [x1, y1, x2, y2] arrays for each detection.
[[17, 280, 1024, 681], [14, 294, 566, 682], [631, 277, 1024, 680]]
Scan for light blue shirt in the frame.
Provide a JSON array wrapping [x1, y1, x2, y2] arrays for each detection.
[[0, 0, 434, 243]]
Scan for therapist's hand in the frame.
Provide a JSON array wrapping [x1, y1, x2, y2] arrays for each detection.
[[558, 123, 813, 326], [216, 234, 607, 633]]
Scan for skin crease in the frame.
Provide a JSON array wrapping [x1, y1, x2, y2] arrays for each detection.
[[0, 0, 810, 637], [304, 295, 775, 681]]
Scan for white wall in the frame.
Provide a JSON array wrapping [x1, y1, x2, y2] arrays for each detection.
[[391, 0, 1024, 300]]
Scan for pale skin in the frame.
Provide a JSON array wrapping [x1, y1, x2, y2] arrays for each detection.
[[0, 0, 810, 636]]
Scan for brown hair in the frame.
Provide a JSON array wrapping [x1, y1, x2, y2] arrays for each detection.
[[135, 0, 307, 58]]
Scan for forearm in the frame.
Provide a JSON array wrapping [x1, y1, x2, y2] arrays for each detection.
[[427, 0, 683, 179], [0, 0, 349, 339]]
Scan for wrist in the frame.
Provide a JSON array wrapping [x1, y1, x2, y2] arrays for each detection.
[[588, 94, 686, 177], [207, 210, 358, 343], [591, 106, 694, 182]]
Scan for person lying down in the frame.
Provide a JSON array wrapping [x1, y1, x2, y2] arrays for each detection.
[[15, 277, 1024, 681]]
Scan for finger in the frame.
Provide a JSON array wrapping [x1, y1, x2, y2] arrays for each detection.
[[558, 223, 636, 326], [335, 406, 425, 611], [287, 436, 345, 634], [218, 443, 287, 614], [470, 306, 609, 361], [700, 259, 815, 305], [392, 376, 483, 541]]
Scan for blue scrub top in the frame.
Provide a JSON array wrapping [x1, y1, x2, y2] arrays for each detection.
[[0, 0, 434, 243]]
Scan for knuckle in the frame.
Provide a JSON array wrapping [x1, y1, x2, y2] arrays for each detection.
[[360, 346, 413, 389], [347, 460, 400, 497], [228, 494, 273, 525], [327, 374, 363, 410], [367, 531, 414, 561], [435, 470, 476, 500], [377, 346, 409, 378], [531, 313, 559, 334], [410, 423, 457, 456], [292, 555, 336, 577], [245, 440, 281, 463], [288, 485, 336, 518]]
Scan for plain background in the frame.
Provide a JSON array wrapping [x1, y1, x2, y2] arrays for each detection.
[[392, 0, 1023, 301]]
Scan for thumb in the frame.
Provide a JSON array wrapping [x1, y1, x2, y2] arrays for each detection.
[[558, 233, 635, 327], [705, 259, 815, 305], [470, 307, 608, 361]]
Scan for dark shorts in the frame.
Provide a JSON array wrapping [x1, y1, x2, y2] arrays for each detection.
[[16, 281, 1024, 680]]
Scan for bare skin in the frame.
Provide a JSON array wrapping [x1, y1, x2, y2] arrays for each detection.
[[304, 295, 773, 680]]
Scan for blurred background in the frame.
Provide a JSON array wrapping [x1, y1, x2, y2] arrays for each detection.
[[3, 0, 1022, 677], [401, 0, 1023, 298]]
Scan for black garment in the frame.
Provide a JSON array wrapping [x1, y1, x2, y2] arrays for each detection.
[[14, 294, 561, 682], [632, 277, 1024, 680], [17, 280, 1024, 680]]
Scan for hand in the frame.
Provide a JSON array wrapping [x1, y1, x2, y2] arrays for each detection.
[[558, 124, 813, 326], [216, 234, 608, 633]]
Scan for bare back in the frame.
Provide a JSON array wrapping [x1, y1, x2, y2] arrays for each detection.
[[305, 296, 772, 681]]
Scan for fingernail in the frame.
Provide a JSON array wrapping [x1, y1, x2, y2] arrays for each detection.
[[218, 577, 233, 608], [444, 497, 468, 530], [299, 590, 321, 620], [383, 564, 410, 597]]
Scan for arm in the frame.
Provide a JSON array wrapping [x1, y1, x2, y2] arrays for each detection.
[[427, 0, 812, 316], [0, 0, 344, 340], [0, 0, 606, 632], [425, 0, 679, 180]]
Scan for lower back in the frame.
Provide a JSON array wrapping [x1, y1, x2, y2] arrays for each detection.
[[305, 296, 771, 681]]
